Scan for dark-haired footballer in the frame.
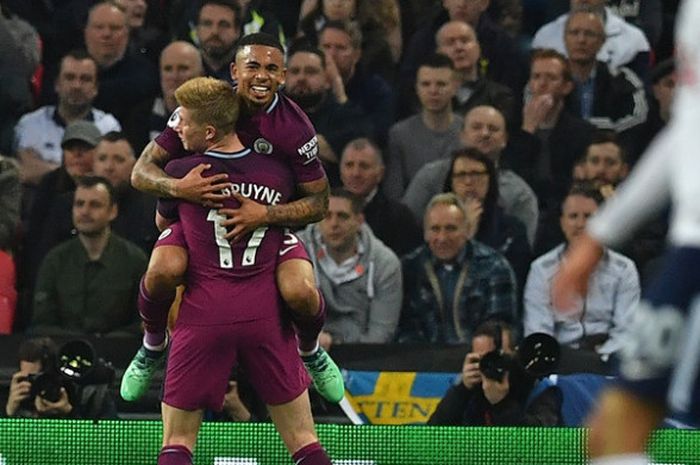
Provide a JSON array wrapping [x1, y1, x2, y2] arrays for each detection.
[[121, 33, 344, 412]]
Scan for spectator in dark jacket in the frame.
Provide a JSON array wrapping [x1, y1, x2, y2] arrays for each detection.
[[340, 138, 422, 257], [399, 192, 517, 344], [399, 0, 527, 118], [318, 20, 395, 147], [428, 321, 561, 426], [284, 42, 372, 186], [4, 337, 118, 419], [442, 147, 531, 296], [436, 20, 516, 124], [563, 9, 648, 157], [506, 48, 595, 211]]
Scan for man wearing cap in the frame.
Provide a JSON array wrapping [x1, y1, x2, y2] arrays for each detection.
[[37, 132, 159, 261], [18, 121, 101, 329]]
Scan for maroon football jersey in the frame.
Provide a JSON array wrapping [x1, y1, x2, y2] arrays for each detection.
[[159, 147, 296, 324], [155, 92, 325, 184]]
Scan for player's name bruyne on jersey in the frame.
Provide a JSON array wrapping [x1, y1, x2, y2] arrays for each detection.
[[221, 182, 282, 205]]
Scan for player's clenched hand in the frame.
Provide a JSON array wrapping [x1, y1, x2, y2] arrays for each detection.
[[219, 191, 269, 243], [173, 164, 230, 207]]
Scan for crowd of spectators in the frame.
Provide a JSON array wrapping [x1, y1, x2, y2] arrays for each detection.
[[0, 0, 682, 423]]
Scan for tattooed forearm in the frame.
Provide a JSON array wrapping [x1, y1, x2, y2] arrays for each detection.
[[266, 178, 329, 226], [131, 140, 176, 198]]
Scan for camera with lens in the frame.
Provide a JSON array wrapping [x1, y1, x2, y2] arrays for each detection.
[[479, 332, 561, 382], [20, 340, 115, 407], [478, 350, 515, 382], [23, 372, 64, 403], [57, 340, 115, 386]]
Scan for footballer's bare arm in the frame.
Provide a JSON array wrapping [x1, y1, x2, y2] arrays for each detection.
[[131, 140, 229, 206], [268, 177, 330, 226], [131, 141, 175, 197], [221, 177, 329, 242]]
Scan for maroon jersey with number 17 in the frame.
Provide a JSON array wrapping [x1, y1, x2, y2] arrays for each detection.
[[158, 146, 295, 325]]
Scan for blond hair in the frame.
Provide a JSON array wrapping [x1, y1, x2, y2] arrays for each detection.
[[425, 192, 470, 228], [174, 77, 239, 135], [426, 192, 467, 216]]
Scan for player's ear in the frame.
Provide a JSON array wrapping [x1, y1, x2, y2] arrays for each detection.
[[278, 67, 286, 87], [205, 125, 216, 141], [108, 203, 118, 222], [230, 62, 238, 82]]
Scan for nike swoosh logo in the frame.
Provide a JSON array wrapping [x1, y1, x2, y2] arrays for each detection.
[[279, 245, 297, 256]]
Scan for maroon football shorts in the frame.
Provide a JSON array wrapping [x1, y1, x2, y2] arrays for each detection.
[[163, 314, 310, 411]]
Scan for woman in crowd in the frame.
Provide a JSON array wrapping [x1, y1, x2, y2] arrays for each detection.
[[443, 147, 531, 292]]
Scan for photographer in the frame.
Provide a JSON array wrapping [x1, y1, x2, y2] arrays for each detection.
[[428, 321, 561, 426], [5, 338, 73, 417], [3, 337, 118, 419]]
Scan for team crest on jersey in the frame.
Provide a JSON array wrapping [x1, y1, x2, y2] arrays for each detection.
[[253, 138, 273, 154], [158, 228, 173, 240], [167, 107, 181, 128]]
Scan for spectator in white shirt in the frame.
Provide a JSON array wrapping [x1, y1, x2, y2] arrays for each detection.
[[524, 184, 639, 359], [14, 50, 121, 185]]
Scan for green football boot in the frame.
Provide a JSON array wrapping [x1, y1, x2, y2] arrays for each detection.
[[120, 346, 165, 402], [301, 347, 345, 403]]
